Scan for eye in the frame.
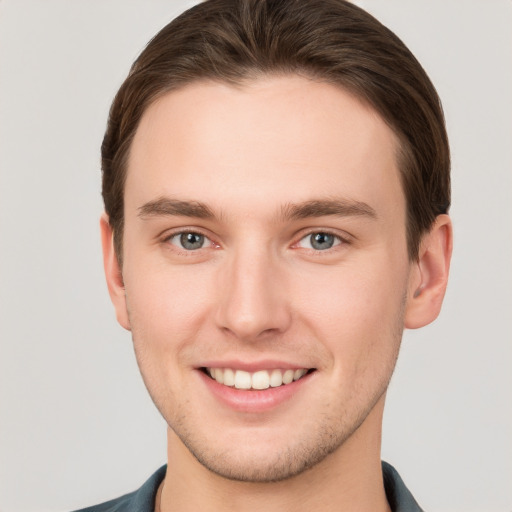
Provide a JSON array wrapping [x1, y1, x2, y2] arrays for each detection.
[[168, 231, 212, 251], [297, 232, 342, 251]]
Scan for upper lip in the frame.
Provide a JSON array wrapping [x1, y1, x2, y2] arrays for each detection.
[[198, 359, 314, 372]]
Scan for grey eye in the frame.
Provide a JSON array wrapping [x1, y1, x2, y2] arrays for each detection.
[[310, 233, 335, 250], [298, 232, 341, 250], [180, 232, 204, 250], [169, 232, 209, 250]]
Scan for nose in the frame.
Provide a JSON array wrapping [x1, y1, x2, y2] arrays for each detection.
[[214, 246, 292, 341]]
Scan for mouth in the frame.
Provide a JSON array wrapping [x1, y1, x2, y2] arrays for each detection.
[[201, 367, 315, 390]]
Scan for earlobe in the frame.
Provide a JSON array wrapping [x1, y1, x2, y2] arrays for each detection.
[[100, 213, 131, 331], [405, 214, 453, 329]]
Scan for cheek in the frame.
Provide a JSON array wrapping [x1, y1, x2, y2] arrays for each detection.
[[123, 261, 216, 365], [294, 260, 408, 364], [123, 265, 216, 409]]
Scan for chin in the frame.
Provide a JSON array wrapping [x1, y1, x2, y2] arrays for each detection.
[[189, 445, 333, 483], [174, 417, 355, 483]]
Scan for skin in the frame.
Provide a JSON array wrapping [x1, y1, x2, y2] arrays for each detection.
[[102, 75, 452, 511]]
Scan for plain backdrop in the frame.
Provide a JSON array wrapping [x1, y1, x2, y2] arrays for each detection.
[[0, 1, 511, 511]]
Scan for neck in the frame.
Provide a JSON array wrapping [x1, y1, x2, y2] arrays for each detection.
[[160, 397, 390, 512]]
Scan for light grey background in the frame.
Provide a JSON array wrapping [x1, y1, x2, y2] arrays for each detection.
[[0, 1, 510, 511]]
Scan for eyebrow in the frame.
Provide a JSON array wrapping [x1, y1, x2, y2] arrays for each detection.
[[138, 197, 215, 219], [138, 196, 377, 222], [280, 198, 377, 221]]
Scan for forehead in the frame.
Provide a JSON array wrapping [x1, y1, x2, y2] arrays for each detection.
[[125, 75, 404, 221]]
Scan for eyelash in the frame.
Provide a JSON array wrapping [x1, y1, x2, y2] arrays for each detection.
[[162, 229, 217, 253], [161, 229, 350, 254], [294, 230, 349, 253]]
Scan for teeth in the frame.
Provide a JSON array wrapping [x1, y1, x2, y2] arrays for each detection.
[[223, 368, 235, 387], [282, 369, 294, 384], [294, 369, 307, 381], [234, 370, 252, 390], [214, 368, 224, 384], [206, 367, 310, 390], [251, 370, 270, 390], [269, 369, 283, 387]]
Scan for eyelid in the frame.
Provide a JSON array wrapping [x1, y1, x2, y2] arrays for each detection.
[[169, 232, 212, 249], [161, 227, 219, 250], [159, 226, 351, 253], [293, 228, 351, 251]]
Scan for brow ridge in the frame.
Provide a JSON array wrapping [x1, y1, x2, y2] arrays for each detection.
[[138, 196, 377, 223], [280, 198, 377, 221], [138, 197, 215, 219]]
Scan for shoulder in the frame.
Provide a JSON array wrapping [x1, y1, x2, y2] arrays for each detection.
[[382, 461, 424, 512], [72, 492, 134, 512], [71, 465, 167, 512]]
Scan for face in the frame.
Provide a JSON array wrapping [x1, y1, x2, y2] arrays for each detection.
[[111, 76, 418, 481]]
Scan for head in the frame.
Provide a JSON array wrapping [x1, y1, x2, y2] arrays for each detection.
[[100, 0, 452, 484], [102, 0, 450, 266]]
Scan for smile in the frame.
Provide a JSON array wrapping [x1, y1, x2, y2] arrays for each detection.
[[204, 367, 312, 390]]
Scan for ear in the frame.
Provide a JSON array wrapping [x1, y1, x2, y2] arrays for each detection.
[[100, 213, 131, 330], [405, 214, 453, 329]]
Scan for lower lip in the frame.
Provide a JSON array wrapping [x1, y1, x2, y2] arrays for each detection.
[[197, 370, 313, 413]]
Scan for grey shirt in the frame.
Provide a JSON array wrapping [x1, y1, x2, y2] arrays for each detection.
[[74, 461, 423, 512]]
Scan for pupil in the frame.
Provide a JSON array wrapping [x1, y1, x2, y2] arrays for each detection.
[[311, 232, 334, 250], [180, 232, 204, 250]]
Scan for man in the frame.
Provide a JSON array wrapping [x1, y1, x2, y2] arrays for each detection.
[[81, 0, 452, 510]]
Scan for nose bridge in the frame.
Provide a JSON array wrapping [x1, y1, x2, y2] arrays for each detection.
[[215, 241, 291, 340]]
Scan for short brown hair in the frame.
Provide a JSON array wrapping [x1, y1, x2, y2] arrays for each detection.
[[102, 0, 450, 262]]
